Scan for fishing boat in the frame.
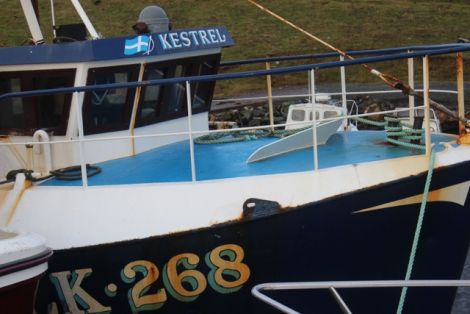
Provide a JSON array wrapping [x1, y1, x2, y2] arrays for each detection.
[[1, 1, 470, 313]]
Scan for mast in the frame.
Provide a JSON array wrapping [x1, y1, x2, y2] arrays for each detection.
[[19, 0, 45, 44], [32, 0, 39, 20], [70, 0, 100, 39], [20, 0, 100, 44]]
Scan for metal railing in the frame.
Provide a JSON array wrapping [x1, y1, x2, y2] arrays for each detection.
[[252, 280, 470, 314], [220, 43, 466, 67], [0, 43, 468, 188], [212, 88, 459, 104], [1, 43, 470, 102]]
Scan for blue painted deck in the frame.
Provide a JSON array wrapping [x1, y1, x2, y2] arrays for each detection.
[[41, 131, 455, 186]]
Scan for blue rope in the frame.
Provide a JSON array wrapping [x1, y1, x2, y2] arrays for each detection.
[[396, 149, 437, 314]]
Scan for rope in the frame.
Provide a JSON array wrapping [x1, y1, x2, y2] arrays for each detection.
[[50, 164, 101, 181], [352, 116, 426, 150], [199, 116, 426, 151], [195, 129, 270, 144], [247, 0, 469, 126], [396, 149, 437, 314], [194, 127, 309, 144], [0, 164, 102, 185], [353, 116, 386, 127]]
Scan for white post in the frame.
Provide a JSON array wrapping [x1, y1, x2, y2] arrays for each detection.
[[307, 70, 311, 103], [457, 52, 466, 136], [74, 91, 88, 188], [19, 0, 45, 44], [186, 81, 197, 182], [407, 53, 415, 122], [70, 0, 100, 39], [50, 0, 57, 38], [340, 56, 347, 129], [266, 61, 274, 130], [310, 69, 319, 171], [422, 56, 431, 156], [32, 130, 52, 175], [129, 64, 146, 156]]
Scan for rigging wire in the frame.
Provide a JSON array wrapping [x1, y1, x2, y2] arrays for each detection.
[[247, 0, 469, 125]]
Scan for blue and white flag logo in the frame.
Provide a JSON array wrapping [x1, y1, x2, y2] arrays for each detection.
[[124, 35, 154, 56]]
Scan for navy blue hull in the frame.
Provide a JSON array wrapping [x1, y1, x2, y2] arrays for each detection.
[[35, 160, 470, 314]]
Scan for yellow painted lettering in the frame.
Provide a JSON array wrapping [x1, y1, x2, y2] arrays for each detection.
[[206, 244, 250, 294], [121, 260, 167, 313], [162, 253, 207, 302], [49, 268, 111, 314]]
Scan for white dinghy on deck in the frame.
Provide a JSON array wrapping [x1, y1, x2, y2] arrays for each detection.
[[247, 117, 343, 163]]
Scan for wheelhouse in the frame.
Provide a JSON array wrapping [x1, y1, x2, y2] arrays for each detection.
[[0, 26, 233, 175], [0, 69, 75, 136]]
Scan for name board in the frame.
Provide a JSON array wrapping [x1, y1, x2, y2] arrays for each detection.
[[0, 26, 234, 66], [123, 26, 234, 57]]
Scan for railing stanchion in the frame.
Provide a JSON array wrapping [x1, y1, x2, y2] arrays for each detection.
[[266, 60, 274, 131], [129, 64, 146, 156], [423, 56, 431, 156], [328, 287, 352, 314], [310, 69, 319, 171], [340, 55, 347, 129], [407, 52, 415, 122], [74, 91, 88, 188], [457, 52, 466, 136], [186, 81, 197, 182]]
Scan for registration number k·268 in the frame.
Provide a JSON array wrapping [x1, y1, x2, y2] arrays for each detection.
[[48, 244, 250, 314]]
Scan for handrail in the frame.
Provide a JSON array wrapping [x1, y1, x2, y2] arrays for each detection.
[[1, 42, 468, 188], [252, 280, 470, 314], [1, 44, 470, 102], [212, 88, 459, 104], [0, 105, 428, 147], [221, 43, 466, 67]]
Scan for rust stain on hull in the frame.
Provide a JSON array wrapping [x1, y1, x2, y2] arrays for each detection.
[[458, 132, 470, 145], [6, 179, 31, 226]]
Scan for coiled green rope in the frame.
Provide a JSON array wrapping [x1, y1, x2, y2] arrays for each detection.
[[198, 116, 427, 152], [353, 116, 426, 150]]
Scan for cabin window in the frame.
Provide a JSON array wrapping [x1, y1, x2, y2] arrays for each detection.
[[324, 111, 338, 119], [192, 59, 218, 110], [0, 69, 75, 136], [291, 109, 305, 121], [139, 67, 167, 123], [167, 65, 188, 116], [83, 65, 139, 134], [136, 54, 220, 127], [397, 110, 410, 118], [309, 111, 320, 121]]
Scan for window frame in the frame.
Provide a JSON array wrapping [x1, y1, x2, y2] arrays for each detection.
[[135, 53, 221, 128], [0, 69, 76, 136], [82, 64, 140, 135]]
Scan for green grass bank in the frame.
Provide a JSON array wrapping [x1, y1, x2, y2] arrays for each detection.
[[2, 0, 470, 95]]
